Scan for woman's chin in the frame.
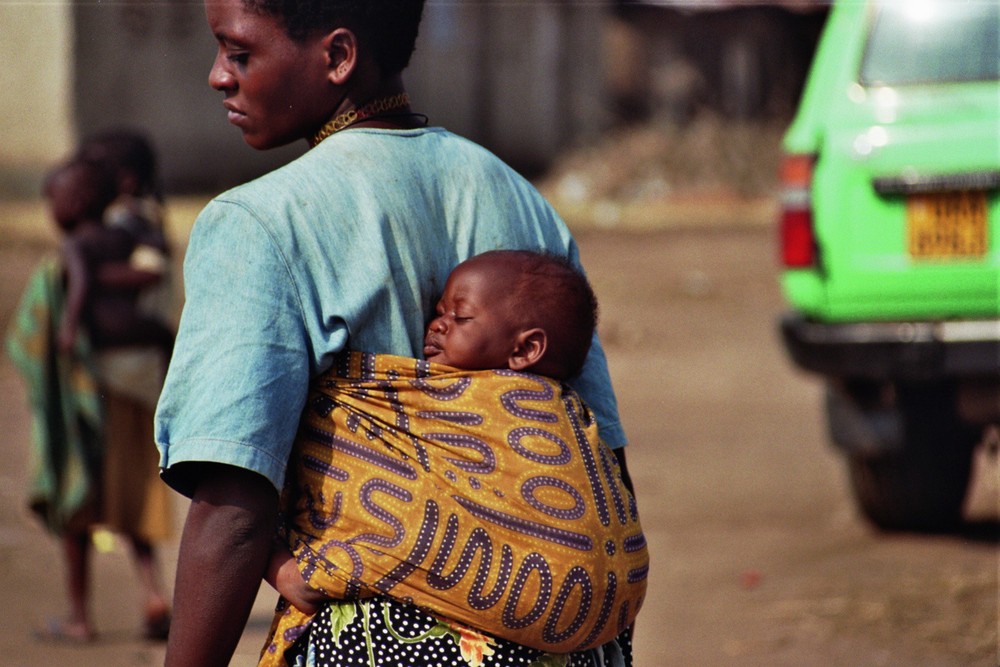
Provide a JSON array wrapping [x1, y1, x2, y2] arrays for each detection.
[[241, 132, 276, 151], [238, 128, 297, 152]]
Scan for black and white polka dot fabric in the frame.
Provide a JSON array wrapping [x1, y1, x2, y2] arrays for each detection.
[[284, 598, 633, 667]]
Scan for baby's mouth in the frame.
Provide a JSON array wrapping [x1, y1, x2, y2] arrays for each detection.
[[423, 337, 442, 358]]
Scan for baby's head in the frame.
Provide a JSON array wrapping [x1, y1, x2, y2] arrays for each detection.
[[43, 157, 118, 233], [424, 250, 598, 379], [77, 128, 161, 199]]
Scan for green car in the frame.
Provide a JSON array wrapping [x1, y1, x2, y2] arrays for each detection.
[[778, 0, 999, 531]]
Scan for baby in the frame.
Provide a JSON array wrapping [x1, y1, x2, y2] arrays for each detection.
[[268, 248, 599, 611], [76, 128, 172, 323], [261, 248, 644, 661], [45, 156, 173, 360]]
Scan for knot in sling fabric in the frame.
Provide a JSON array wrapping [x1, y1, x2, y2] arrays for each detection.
[[261, 352, 647, 662]]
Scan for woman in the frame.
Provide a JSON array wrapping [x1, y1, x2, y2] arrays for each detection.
[[155, 2, 634, 665]]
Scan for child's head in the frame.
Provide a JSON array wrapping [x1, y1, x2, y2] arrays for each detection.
[[43, 157, 118, 232], [77, 128, 161, 200], [424, 250, 598, 380]]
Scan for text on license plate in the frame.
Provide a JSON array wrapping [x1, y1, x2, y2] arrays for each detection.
[[907, 191, 988, 258]]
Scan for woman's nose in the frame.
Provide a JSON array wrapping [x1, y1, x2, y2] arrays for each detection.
[[209, 53, 235, 91]]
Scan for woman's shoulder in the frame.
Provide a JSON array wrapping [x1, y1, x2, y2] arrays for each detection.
[[195, 152, 321, 227], [330, 126, 517, 175]]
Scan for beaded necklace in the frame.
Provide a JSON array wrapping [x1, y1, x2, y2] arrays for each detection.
[[311, 93, 424, 146]]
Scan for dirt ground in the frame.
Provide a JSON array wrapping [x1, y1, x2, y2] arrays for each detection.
[[0, 200, 996, 666]]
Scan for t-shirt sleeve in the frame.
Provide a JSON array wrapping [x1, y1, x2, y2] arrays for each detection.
[[571, 333, 628, 449], [558, 237, 628, 450], [154, 199, 309, 496]]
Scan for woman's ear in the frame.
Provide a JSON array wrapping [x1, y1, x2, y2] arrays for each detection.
[[323, 28, 358, 85], [508, 328, 547, 372]]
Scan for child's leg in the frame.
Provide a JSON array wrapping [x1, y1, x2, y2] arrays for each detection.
[[56, 530, 95, 640], [127, 536, 171, 638]]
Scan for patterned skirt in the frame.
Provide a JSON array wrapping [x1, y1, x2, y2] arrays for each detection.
[[282, 597, 632, 667]]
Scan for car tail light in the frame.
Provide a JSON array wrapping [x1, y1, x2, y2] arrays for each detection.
[[780, 154, 817, 268]]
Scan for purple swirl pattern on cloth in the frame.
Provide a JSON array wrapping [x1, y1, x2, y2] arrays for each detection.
[[522, 476, 587, 520], [266, 353, 648, 661]]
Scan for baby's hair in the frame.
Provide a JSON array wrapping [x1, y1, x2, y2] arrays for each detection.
[[44, 156, 119, 224], [77, 128, 162, 200], [480, 249, 598, 379]]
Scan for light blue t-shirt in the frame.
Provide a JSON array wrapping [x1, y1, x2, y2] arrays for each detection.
[[155, 127, 626, 496]]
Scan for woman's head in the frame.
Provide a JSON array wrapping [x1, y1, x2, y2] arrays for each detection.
[[206, 0, 424, 150]]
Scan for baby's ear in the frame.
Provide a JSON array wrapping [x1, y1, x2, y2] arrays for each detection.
[[508, 328, 547, 372]]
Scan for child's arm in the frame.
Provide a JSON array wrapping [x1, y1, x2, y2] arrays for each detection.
[[58, 236, 90, 353], [265, 542, 328, 615], [95, 261, 162, 290]]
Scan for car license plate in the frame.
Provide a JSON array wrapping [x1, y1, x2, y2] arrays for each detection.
[[907, 191, 988, 258]]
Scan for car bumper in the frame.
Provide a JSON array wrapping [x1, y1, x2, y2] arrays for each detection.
[[779, 313, 1000, 380]]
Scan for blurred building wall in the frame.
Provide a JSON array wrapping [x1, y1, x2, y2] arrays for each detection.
[[608, 3, 828, 122], [71, 1, 305, 195], [0, 3, 75, 197], [0, 2, 818, 199], [410, 3, 605, 175], [0, 2, 605, 198]]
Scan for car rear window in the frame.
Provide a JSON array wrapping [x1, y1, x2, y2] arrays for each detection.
[[860, 0, 1000, 86]]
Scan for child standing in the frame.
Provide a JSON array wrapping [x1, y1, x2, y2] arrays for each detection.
[[9, 155, 174, 642]]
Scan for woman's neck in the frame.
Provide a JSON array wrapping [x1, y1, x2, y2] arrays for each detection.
[[310, 75, 425, 146]]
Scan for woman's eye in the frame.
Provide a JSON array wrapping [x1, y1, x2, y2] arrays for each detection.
[[227, 52, 249, 65]]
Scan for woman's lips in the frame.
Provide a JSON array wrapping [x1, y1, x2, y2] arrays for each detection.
[[223, 103, 246, 126]]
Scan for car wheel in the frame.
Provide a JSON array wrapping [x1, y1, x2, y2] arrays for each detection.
[[839, 382, 978, 532]]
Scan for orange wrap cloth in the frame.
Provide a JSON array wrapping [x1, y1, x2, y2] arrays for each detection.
[[261, 352, 647, 663]]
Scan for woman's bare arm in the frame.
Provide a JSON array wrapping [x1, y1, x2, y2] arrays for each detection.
[[165, 464, 278, 667]]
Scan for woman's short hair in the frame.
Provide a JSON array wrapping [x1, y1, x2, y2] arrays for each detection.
[[244, 0, 425, 76]]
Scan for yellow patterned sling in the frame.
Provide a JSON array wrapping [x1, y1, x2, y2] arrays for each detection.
[[261, 352, 648, 662]]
